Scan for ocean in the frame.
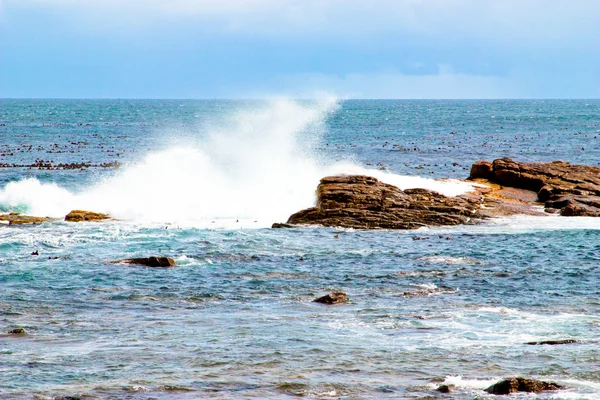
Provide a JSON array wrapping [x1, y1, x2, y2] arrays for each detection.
[[0, 99, 599, 399]]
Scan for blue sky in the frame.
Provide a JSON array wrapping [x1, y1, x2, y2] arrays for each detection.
[[1, 0, 599, 99]]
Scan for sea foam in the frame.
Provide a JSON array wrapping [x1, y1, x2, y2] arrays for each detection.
[[0, 98, 474, 226]]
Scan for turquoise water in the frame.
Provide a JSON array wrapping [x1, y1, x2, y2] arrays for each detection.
[[1, 99, 599, 399]]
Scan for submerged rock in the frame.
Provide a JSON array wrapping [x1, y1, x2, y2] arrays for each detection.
[[470, 158, 600, 216], [277, 175, 480, 230], [436, 384, 452, 393], [65, 210, 111, 222], [526, 339, 578, 345], [113, 257, 176, 268], [313, 292, 349, 304], [484, 377, 563, 395]]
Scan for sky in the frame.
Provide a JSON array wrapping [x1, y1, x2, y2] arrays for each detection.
[[0, 0, 599, 99]]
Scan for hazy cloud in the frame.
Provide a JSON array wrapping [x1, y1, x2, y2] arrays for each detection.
[[3, 0, 599, 45]]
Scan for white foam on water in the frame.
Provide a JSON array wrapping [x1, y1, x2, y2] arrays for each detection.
[[0, 98, 476, 226], [441, 375, 498, 390]]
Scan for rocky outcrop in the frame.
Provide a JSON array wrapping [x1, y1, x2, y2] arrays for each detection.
[[470, 158, 600, 216], [484, 377, 563, 395], [0, 213, 54, 225], [313, 292, 349, 304], [112, 257, 176, 268], [278, 175, 480, 230], [65, 210, 111, 222]]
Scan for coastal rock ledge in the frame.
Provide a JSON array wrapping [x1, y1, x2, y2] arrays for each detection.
[[275, 175, 480, 230], [470, 158, 600, 216]]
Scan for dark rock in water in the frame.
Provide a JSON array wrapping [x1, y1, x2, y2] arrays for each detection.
[[7, 327, 27, 335], [271, 223, 295, 228], [279, 175, 480, 229], [526, 339, 578, 345], [484, 377, 563, 395], [469, 158, 600, 217], [65, 210, 111, 222], [436, 384, 452, 393], [114, 257, 176, 268], [313, 292, 349, 304]]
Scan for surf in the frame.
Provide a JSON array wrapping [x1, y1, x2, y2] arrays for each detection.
[[0, 98, 474, 226]]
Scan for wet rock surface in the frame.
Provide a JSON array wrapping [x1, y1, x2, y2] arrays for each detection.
[[484, 377, 563, 395], [526, 339, 578, 345], [279, 175, 480, 229], [470, 158, 600, 216], [113, 257, 176, 268], [313, 292, 349, 304], [0, 213, 54, 225], [65, 210, 111, 222]]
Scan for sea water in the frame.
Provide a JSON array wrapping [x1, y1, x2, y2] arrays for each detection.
[[0, 99, 599, 399]]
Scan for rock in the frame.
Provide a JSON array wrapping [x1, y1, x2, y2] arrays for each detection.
[[280, 175, 480, 230], [0, 213, 53, 225], [113, 257, 176, 268], [469, 158, 600, 216], [65, 210, 111, 222], [313, 292, 349, 304], [484, 377, 563, 395], [436, 384, 452, 393], [469, 161, 493, 180], [7, 327, 27, 335], [526, 339, 578, 345]]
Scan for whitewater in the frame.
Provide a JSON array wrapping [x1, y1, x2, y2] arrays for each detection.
[[0, 98, 474, 226]]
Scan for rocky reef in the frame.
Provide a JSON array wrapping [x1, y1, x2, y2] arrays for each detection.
[[275, 158, 600, 229], [278, 175, 480, 230], [470, 158, 600, 216]]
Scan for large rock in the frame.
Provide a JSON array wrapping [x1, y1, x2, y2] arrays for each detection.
[[470, 158, 600, 216], [313, 292, 349, 304], [277, 175, 480, 229], [65, 210, 111, 222], [484, 377, 563, 395]]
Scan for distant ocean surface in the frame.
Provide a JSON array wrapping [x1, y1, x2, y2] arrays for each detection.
[[0, 99, 599, 399]]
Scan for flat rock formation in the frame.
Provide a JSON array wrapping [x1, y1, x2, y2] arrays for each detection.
[[470, 158, 600, 216], [65, 210, 111, 222], [112, 257, 176, 268], [484, 377, 563, 395], [279, 175, 480, 230], [0, 213, 54, 225]]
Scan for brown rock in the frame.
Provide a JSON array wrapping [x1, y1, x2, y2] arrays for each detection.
[[484, 377, 563, 395], [65, 210, 111, 222], [7, 328, 27, 335], [469, 161, 493, 180], [469, 158, 600, 217], [281, 175, 480, 229], [0, 214, 53, 225], [313, 292, 349, 304], [113, 257, 176, 268]]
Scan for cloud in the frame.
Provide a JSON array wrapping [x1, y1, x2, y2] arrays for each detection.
[[236, 70, 520, 99], [4, 0, 599, 46]]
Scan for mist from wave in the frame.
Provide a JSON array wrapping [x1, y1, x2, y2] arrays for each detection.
[[0, 98, 474, 226]]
